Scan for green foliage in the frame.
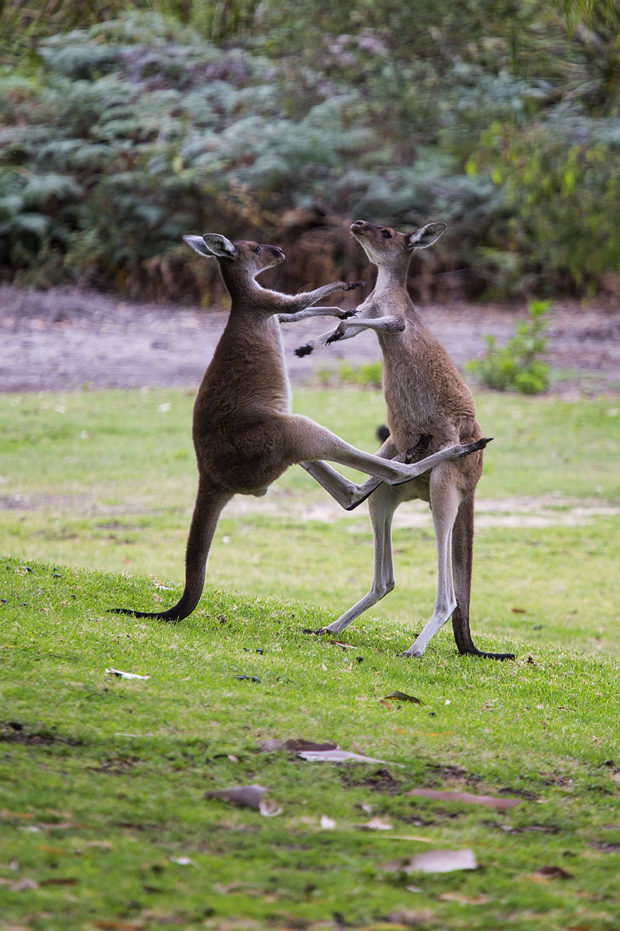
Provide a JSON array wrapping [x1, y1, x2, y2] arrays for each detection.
[[337, 360, 383, 388], [470, 116, 620, 295], [466, 301, 551, 394], [1, 3, 619, 298]]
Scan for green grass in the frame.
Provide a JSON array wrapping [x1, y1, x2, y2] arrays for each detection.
[[1, 386, 619, 929], [1, 387, 619, 651], [1, 559, 619, 930]]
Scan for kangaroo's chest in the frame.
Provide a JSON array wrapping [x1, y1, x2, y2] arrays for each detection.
[[381, 333, 475, 452]]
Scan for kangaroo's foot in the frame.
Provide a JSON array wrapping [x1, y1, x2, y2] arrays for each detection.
[[399, 642, 515, 660]]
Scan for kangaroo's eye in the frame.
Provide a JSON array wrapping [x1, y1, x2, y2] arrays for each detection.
[[381, 229, 392, 239], [253, 246, 261, 254]]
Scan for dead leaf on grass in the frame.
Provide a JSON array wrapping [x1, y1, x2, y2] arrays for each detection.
[[39, 876, 79, 886], [404, 787, 521, 810], [358, 817, 393, 831], [105, 668, 150, 681], [298, 747, 388, 764], [259, 738, 337, 752], [204, 784, 282, 816], [395, 848, 478, 874], [439, 892, 493, 905], [530, 865, 574, 881], [259, 737, 389, 764], [5, 877, 39, 891], [382, 691, 423, 705], [383, 907, 435, 927], [94, 923, 146, 931]]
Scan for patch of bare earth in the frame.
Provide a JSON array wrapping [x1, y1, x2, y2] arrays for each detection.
[[1, 284, 619, 395], [1, 285, 618, 529]]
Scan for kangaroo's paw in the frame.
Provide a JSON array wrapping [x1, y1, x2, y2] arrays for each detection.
[[295, 344, 313, 357], [456, 436, 493, 458], [345, 280, 364, 292], [338, 309, 358, 319], [326, 325, 345, 345]]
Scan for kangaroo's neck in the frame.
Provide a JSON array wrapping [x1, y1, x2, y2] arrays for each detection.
[[220, 265, 263, 304], [374, 256, 411, 295]]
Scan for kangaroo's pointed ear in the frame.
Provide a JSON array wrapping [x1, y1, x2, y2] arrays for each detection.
[[406, 222, 447, 251], [183, 235, 213, 257], [201, 233, 237, 258], [183, 233, 237, 258]]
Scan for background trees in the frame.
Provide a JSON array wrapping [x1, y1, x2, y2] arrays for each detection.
[[1, 0, 618, 300]]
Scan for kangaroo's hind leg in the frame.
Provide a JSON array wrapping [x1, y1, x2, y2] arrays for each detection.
[[318, 483, 399, 634], [402, 473, 460, 658]]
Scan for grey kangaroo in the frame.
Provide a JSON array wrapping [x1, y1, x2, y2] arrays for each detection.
[[296, 220, 514, 660], [112, 232, 487, 623]]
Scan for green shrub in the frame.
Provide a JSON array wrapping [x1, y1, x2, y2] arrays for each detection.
[[336, 360, 383, 389], [466, 300, 551, 394], [1, 3, 619, 299]]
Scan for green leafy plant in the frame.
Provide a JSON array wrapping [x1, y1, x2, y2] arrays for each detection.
[[1, 3, 619, 299], [466, 300, 551, 394], [337, 360, 383, 388]]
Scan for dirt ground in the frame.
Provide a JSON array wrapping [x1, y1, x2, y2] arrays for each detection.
[[0, 283, 618, 395]]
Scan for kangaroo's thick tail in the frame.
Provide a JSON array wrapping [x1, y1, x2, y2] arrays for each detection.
[[110, 482, 231, 623], [451, 495, 515, 660]]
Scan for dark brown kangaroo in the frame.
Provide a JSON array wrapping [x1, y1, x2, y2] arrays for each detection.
[[111, 232, 486, 623], [296, 220, 514, 660]]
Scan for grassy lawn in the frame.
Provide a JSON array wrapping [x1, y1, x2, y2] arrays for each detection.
[[1, 386, 619, 930]]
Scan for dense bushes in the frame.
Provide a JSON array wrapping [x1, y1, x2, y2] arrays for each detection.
[[1, 3, 618, 301]]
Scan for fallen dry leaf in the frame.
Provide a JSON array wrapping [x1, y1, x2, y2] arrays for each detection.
[[401, 848, 478, 874], [298, 747, 388, 764], [439, 892, 493, 905], [259, 738, 337, 752], [204, 784, 282, 817], [404, 787, 520, 810], [94, 923, 146, 931], [204, 784, 267, 809], [7, 877, 39, 891], [382, 691, 423, 704], [39, 877, 79, 886], [259, 797, 283, 817], [259, 737, 389, 764], [358, 817, 393, 831], [105, 668, 150, 680], [383, 907, 435, 927], [530, 865, 573, 880]]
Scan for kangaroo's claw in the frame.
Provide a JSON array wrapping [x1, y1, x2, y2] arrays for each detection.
[[338, 309, 357, 319], [326, 326, 345, 345], [345, 280, 365, 291], [295, 344, 313, 357]]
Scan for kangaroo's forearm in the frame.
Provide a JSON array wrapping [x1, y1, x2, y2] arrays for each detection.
[[295, 323, 367, 356], [339, 315, 405, 335], [278, 281, 346, 313], [278, 305, 347, 323]]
